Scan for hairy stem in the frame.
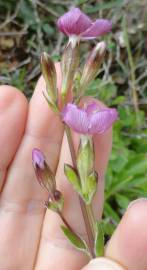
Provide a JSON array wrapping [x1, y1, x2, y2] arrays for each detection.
[[65, 124, 96, 258]]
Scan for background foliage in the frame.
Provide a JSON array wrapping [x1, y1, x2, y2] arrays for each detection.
[[0, 0, 147, 237]]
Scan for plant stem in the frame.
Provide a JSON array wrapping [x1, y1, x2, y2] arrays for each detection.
[[123, 16, 140, 127], [64, 125, 77, 168], [65, 124, 96, 258], [59, 212, 75, 233], [86, 204, 96, 237]]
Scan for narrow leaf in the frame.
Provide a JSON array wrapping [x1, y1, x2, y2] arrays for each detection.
[[85, 171, 98, 204], [61, 225, 87, 252], [77, 135, 94, 193], [95, 221, 104, 257], [64, 164, 81, 194]]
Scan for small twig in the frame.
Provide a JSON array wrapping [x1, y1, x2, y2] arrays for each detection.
[[31, 0, 44, 52], [123, 16, 140, 126], [0, 76, 11, 83], [52, 32, 64, 56], [26, 64, 40, 82], [36, 0, 59, 17], [9, 57, 31, 72], [51, 0, 70, 5], [0, 31, 27, 37], [136, 69, 147, 83], [0, 2, 20, 30], [103, 53, 112, 81], [122, 132, 147, 138]]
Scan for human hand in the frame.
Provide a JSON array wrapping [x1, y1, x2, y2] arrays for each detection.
[[0, 64, 147, 270]]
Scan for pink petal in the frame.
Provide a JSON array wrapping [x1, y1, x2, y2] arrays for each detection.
[[85, 102, 99, 115], [62, 103, 89, 134], [89, 108, 118, 134], [32, 148, 45, 169], [81, 19, 112, 39], [57, 8, 92, 36]]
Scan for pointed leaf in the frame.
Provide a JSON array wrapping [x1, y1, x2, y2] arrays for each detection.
[[77, 135, 94, 193], [61, 225, 87, 252], [64, 164, 81, 194], [95, 221, 104, 257], [85, 171, 98, 204], [43, 92, 58, 113]]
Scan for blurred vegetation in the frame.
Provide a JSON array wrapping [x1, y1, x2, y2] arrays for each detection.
[[0, 0, 147, 237]]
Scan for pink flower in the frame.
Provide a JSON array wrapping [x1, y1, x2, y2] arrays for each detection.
[[62, 102, 118, 135], [32, 148, 45, 170], [32, 148, 56, 197], [57, 8, 112, 40]]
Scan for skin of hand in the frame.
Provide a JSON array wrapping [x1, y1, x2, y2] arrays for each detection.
[[0, 63, 147, 270]]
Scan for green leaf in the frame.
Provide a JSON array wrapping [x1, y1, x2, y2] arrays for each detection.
[[95, 222, 104, 257], [61, 225, 87, 252], [43, 92, 58, 113], [115, 194, 130, 209], [83, 171, 98, 204], [64, 164, 81, 194], [104, 203, 120, 224], [77, 136, 94, 193]]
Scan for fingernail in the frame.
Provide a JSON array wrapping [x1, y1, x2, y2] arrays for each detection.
[[127, 198, 147, 210], [84, 258, 126, 270]]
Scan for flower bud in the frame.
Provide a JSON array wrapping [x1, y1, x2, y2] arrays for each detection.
[[41, 52, 58, 111], [78, 42, 106, 100], [61, 42, 79, 102], [32, 148, 56, 200]]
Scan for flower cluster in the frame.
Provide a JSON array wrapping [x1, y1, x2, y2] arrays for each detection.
[[32, 7, 118, 259]]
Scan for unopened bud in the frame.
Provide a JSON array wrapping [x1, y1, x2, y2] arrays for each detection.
[[78, 42, 106, 101], [32, 148, 56, 200], [41, 52, 58, 111], [61, 42, 79, 102]]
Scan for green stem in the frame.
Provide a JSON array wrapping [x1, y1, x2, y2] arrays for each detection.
[[86, 204, 96, 238], [59, 212, 75, 233], [65, 124, 96, 258]]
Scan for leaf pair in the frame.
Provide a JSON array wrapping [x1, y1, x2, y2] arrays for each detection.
[[61, 221, 104, 258], [64, 164, 97, 204]]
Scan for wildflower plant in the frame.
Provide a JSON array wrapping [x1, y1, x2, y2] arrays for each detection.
[[32, 7, 118, 259]]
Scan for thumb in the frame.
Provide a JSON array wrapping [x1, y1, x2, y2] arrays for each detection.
[[81, 258, 126, 270]]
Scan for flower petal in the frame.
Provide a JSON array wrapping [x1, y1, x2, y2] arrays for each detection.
[[62, 103, 89, 134], [85, 102, 99, 115], [57, 8, 92, 36], [32, 148, 45, 169], [81, 19, 112, 39], [89, 108, 118, 134]]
